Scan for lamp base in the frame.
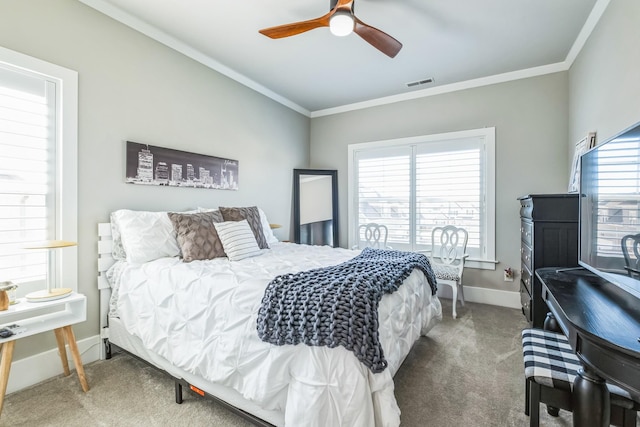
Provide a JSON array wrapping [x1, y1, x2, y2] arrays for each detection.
[[26, 288, 73, 303]]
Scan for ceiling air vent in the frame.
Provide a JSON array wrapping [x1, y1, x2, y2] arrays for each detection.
[[406, 78, 434, 88]]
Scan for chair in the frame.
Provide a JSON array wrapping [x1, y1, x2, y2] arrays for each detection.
[[424, 225, 468, 319], [522, 328, 639, 427], [355, 223, 391, 249], [621, 233, 640, 278]]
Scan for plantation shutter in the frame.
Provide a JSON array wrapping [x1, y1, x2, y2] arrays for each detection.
[[355, 146, 411, 249], [416, 138, 484, 256], [0, 65, 56, 285], [352, 133, 490, 259]]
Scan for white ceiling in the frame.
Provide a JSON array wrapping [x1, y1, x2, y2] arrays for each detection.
[[80, 0, 603, 116]]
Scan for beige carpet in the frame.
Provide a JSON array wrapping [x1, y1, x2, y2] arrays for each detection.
[[1, 300, 576, 426]]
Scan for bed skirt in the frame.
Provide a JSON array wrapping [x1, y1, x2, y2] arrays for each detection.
[[106, 293, 441, 427], [107, 316, 284, 426]]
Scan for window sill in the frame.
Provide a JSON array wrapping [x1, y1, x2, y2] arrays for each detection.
[[465, 258, 498, 270], [416, 250, 497, 270]]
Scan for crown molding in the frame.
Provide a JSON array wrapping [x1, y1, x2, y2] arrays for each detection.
[[565, 0, 610, 66], [310, 62, 569, 118], [80, 0, 610, 119], [78, 0, 311, 117]]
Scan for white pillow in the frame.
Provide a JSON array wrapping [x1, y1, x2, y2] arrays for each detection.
[[111, 209, 181, 264], [258, 207, 279, 245], [213, 220, 262, 261]]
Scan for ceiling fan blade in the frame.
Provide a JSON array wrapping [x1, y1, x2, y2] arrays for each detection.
[[354, 18, 402, 58], [334, 0, 354, 11], [259, 14, 331, 39]]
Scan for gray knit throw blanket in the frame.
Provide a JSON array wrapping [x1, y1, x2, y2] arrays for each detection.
[[256, 248, 438, 373]]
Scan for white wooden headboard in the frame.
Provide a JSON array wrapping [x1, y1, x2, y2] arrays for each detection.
[[97, 222, 116, 359]]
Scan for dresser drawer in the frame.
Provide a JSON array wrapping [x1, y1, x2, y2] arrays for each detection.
[[521, 263, 532, 295], [521, 220, 533, 247], [521, 243, 533, 271], [520, 280, 532, 323]]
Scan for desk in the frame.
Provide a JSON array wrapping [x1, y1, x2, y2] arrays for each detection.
[[536, 268, 640, 426], [0, 293, 88, 415]]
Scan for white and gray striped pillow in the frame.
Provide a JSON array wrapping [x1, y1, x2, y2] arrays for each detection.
[[214, 220, 262, 261]]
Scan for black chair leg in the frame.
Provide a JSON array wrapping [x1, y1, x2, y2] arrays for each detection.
[[525, 378, 530, 416], [622, 408, 637, 427], [530, 381, 540, 427]]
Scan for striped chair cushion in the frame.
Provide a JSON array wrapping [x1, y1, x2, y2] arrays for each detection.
[[521, 328, 633, 400]]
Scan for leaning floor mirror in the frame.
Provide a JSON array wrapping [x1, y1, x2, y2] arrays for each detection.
[[293, 169, 339, 247]]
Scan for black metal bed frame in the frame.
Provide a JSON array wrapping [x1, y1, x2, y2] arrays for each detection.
[[103, 337, 275, 427]]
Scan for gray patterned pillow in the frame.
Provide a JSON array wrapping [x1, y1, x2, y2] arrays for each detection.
[[196, 208, 224, 223], [109, 211, 127, 260], [168, 211, 226, 262], [219, 206, 269, 249], [430, 262, 461, 281]]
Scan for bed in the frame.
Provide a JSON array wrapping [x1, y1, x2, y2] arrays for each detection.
[[97, 207, 442, 426]]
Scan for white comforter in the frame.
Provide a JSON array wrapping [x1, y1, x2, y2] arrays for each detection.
[[109, 242, 442, 426]]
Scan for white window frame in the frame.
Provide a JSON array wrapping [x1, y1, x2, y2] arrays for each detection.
[[348, 127, 496, 270], [0, 46, 78, 294]]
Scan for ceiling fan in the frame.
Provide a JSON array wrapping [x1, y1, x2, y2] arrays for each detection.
[[259, 0, 402, 58]]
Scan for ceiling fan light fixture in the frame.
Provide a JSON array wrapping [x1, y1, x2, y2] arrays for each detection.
[[329, 11, 354, 37]]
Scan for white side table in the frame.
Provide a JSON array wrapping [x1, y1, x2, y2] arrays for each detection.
[[0, 293, 88, 415]]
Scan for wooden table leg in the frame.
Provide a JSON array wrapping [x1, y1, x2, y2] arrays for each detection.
[[573, 365, 610, 427], [54, 328, 71, 376], [543, 313, 561, 416], [0, 341, 16, 415], [61, 326, 89, 392]]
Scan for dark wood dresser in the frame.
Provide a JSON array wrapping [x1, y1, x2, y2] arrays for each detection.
[[518, 194, 579, 327]]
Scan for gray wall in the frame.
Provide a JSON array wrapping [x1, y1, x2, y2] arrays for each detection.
[[568, 1, 640, 148], [309, 0, 640, 294], [1, 0, 636, 363], [310, 73, 570, 292], [0, 0, 310, 360]]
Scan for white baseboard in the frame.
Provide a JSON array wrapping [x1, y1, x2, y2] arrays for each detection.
[[6, 334, 101, 395], [436, 285, 521, 309]]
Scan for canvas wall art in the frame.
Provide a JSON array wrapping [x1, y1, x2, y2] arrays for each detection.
[[568, 132, 596, 193], [126, 141, 238, 190]]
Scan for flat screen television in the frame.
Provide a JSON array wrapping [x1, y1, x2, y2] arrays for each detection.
[[579, 121, 640, 299]]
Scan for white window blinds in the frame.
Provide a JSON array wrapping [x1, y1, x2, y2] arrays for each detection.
[[357, 147, 411, 246], [349, 128, 495, 266], [0, 65, 56, 284], [415, 139, 483, 251]]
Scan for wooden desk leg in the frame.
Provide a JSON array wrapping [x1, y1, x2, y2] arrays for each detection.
[[62, 326, 89, 392], [543, 313, 561, 417], [54, 328, 71, 376], [0, 341, 16, 415], [573, 366, 610, 427]]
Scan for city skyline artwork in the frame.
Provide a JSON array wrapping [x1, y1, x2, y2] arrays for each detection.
[[125, 141, 239, 190]]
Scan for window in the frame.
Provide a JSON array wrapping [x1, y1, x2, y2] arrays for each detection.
[[590, 137, 640, 258], [0, 47, 78, 295], [348, 128, 496, 269]]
